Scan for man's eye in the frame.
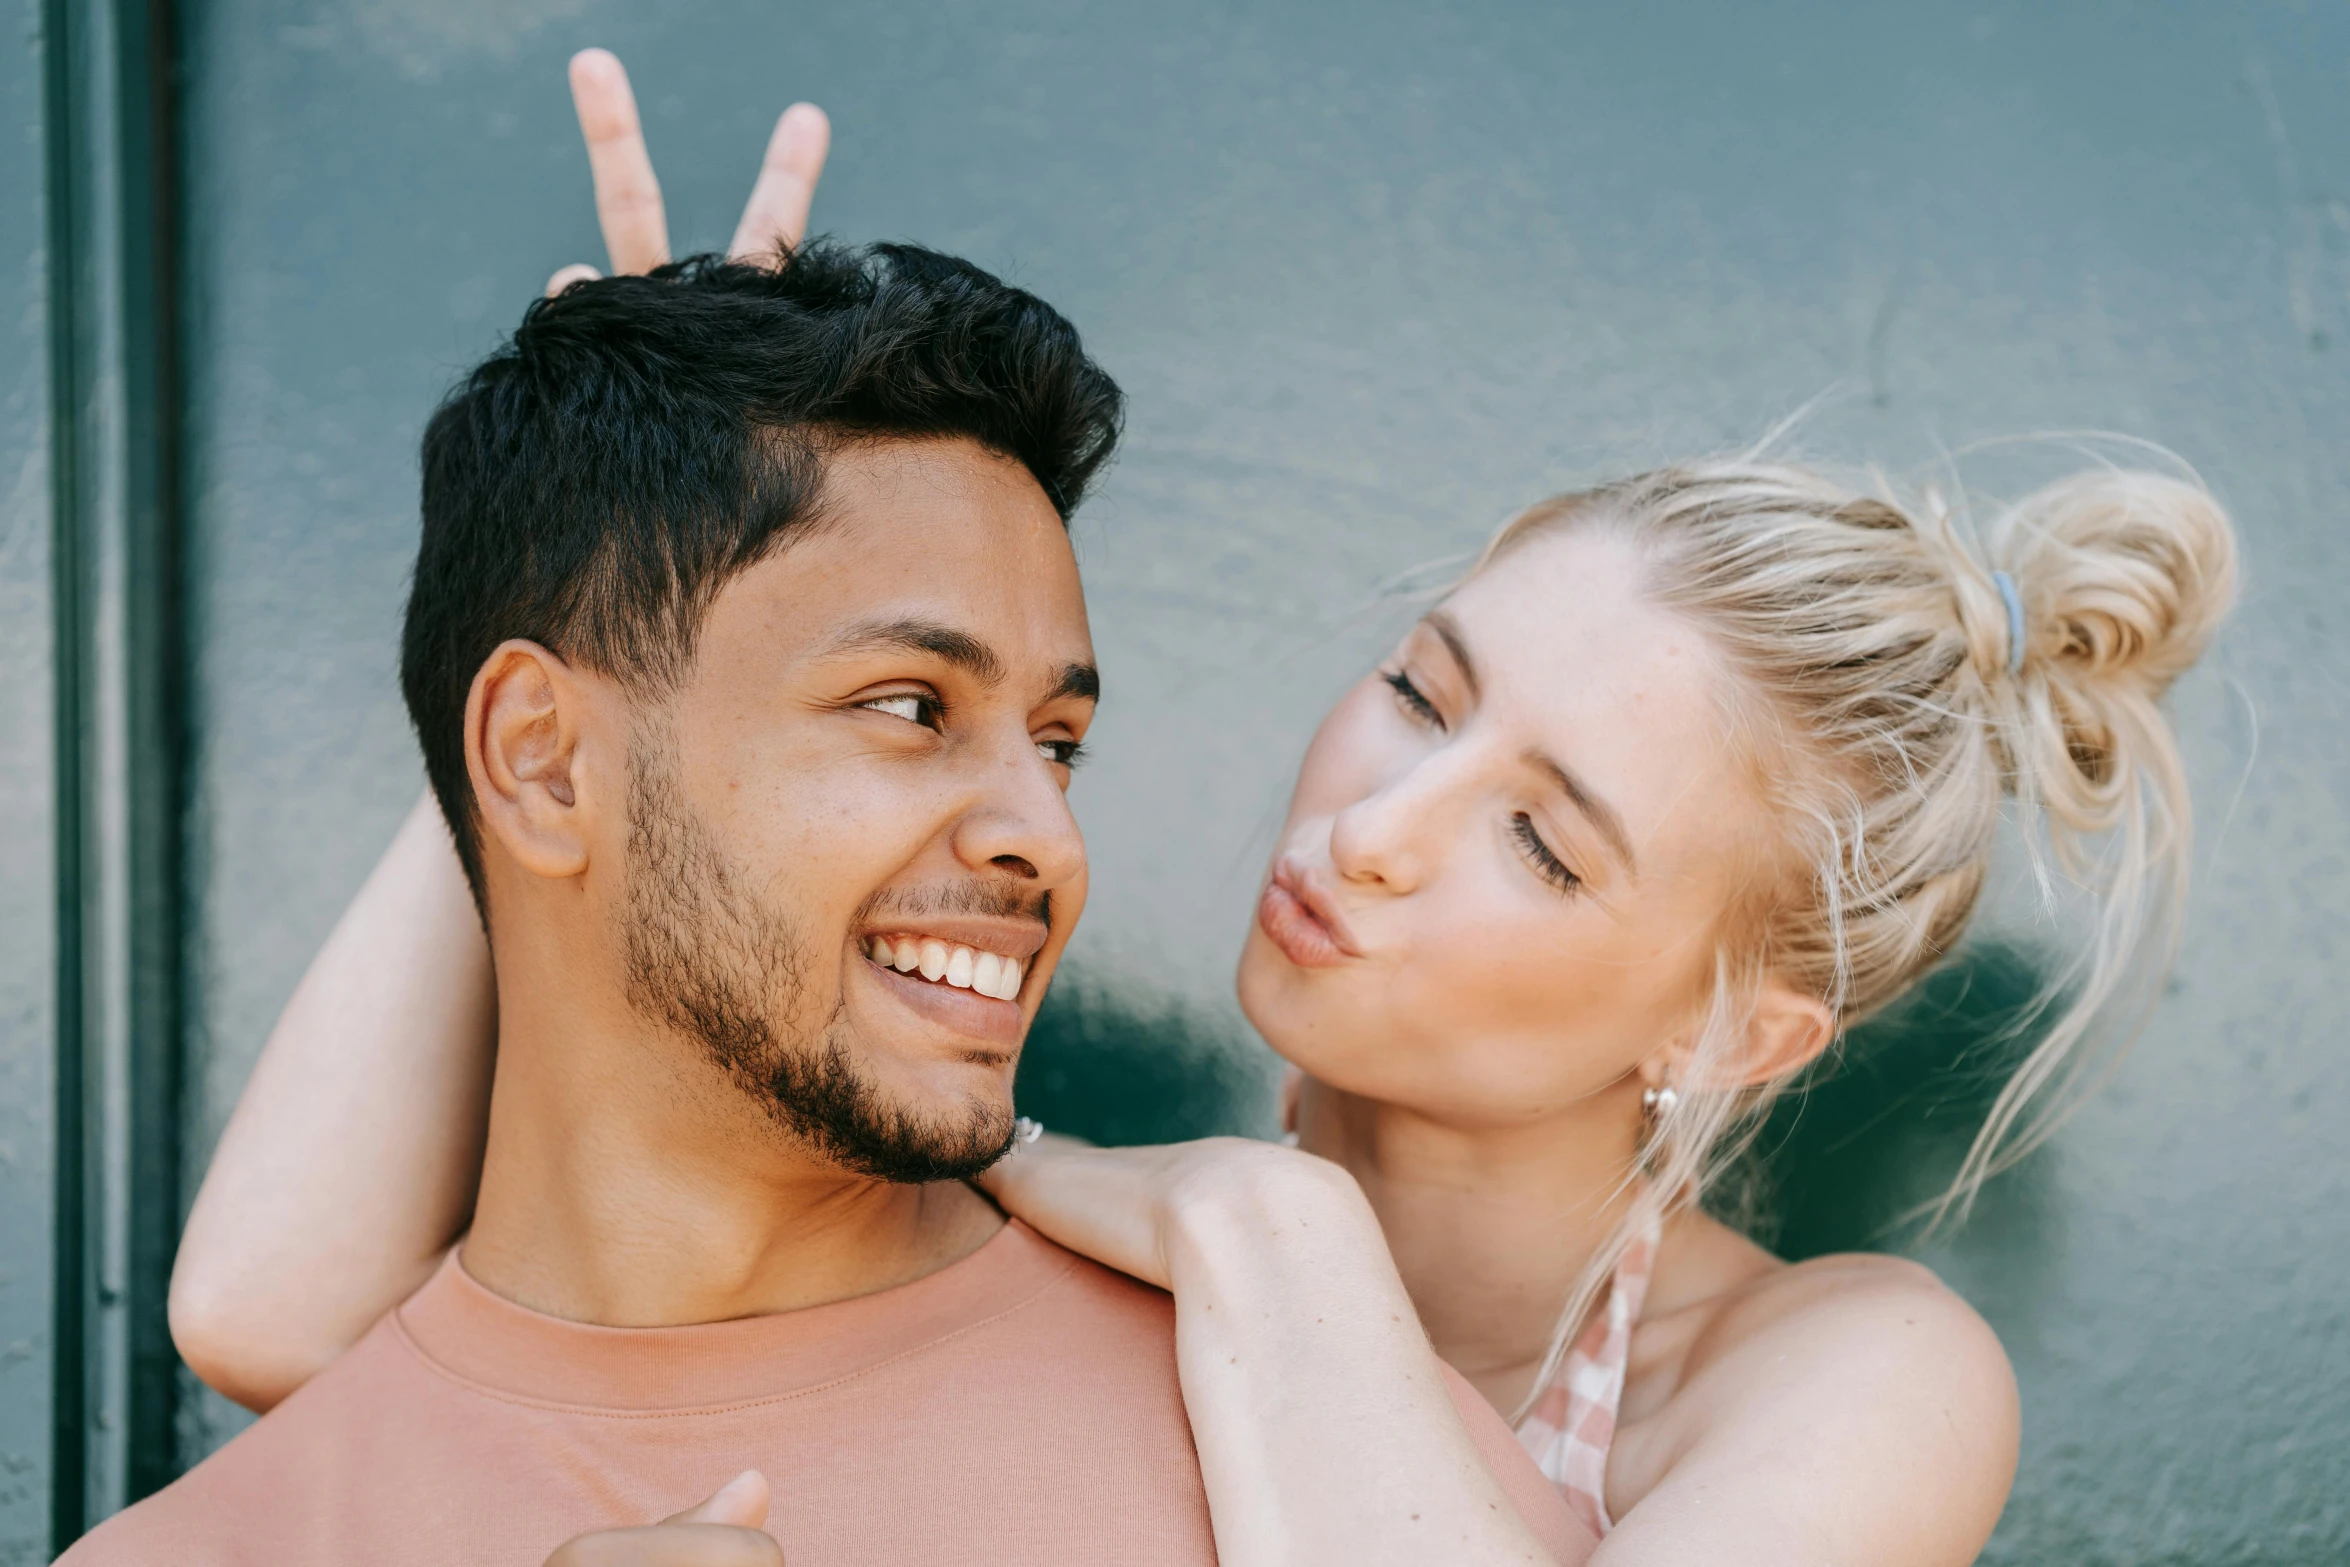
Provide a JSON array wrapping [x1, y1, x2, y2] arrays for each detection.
[[862, 693, 939, 728], [1037, 739, 1085, 768]]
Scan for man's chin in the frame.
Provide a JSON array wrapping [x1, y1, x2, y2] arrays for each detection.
[[755, 1031, 1018, 1185], [810, 1097, 1017, 1185]]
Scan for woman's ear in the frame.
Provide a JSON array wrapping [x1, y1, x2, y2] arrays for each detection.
[[1739, 979, 1836, 1087], [464, 640, 598, 883], [1642, 978, 1835, 1095]]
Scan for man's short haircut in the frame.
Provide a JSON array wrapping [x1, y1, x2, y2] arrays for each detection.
[[401, 242, 1125, 904]]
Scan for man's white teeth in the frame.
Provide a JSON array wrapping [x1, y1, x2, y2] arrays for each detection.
[[864, 935, 1024, 1000]]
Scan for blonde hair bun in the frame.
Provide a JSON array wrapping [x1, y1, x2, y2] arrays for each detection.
[[1992, 470, 2238, 843]]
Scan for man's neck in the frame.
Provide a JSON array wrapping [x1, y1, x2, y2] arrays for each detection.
[[1295, 1074, 1642, 1412], [461, 977, 1003, 1329]]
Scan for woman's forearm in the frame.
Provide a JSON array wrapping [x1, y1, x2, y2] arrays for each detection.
[[1163, 1161, 1563, 1567], [171, 791, 497, 1410]]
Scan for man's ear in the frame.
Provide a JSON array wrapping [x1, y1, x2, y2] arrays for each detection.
[[464, 639, 602, 883]]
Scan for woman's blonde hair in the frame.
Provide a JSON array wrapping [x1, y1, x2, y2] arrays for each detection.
[[1486, 449, 2238, 1417]]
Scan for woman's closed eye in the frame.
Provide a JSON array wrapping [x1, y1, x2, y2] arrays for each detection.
[[1384, 669, 1443, 728], [1513, 813, 1581, 894]]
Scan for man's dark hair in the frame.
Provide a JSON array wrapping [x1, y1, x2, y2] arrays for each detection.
[[401, 242, 1124, 904]]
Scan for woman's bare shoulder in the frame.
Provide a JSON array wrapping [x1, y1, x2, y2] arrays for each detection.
[[1646, 1214, 2012, 1399], [1613, 1217, 2018, 1550]]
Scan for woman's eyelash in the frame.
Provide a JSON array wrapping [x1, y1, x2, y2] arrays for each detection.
[[1384, 669, 1442, 727], [1513, 813, 1580, 894], [1038, 739, 1086, 768]]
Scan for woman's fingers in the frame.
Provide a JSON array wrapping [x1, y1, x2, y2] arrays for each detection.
[[561, 50, 823, 281], [542, 1524, 783, 1567], [980, 1136, 1367, 1295], [976, 1137, 1173, 1287], [727, 103, 831, 265], [569, 48, 670, 275]]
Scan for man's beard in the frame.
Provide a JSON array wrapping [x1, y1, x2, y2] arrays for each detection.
[[619, 743, 1013, 1183]]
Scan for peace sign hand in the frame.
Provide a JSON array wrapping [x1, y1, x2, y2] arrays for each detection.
[[545, 48, 832, 298]]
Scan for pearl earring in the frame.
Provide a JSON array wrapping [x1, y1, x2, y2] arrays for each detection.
[[1639, 1083, 1679, 1158]]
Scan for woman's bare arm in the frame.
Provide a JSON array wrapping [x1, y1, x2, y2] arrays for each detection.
[[171, 794, 494, 1409], [983, 1135, 2013, 1567], [979, 1137, 1594, 1567]]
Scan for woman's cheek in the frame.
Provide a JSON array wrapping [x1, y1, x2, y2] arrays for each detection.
[[1290, 680, 1403, 812]]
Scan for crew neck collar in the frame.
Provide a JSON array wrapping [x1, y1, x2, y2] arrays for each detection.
[[394, 1218, 1074, 1412]]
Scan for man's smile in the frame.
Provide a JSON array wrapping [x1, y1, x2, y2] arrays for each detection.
[[849, 914, 1047, 1051], [862, 933, 1027, 1000]]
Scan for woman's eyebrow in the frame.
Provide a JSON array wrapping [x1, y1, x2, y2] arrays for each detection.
[[1423, 610, 1481, 701], [1525, 747, 1638, 877]]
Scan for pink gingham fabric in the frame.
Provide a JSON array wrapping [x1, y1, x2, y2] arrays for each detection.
[[1512, 1215, 1661, 1537]]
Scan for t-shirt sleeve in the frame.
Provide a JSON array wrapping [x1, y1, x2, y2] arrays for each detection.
[[1437, 1361, 1599, 1566]]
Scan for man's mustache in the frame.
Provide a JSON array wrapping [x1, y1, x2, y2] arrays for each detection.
[[854, 881, 1053, 932]]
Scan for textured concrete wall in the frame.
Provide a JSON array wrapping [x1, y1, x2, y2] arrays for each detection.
[[169, 2, 2346, 1560]]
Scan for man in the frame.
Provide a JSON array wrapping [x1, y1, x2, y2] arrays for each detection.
[[65, 235, 1580, 1565]]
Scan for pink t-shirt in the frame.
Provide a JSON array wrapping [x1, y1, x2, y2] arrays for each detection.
[[66, 1220, 1587, 1565]]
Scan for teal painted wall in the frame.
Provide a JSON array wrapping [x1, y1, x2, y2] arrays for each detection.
[[7, 0, 2344, 1560], [0, 0, 57, 1554]]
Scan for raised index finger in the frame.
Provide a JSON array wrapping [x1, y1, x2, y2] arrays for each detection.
[[569, 48, 670, 275]]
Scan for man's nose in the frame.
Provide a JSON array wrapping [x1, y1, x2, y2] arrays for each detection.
[[949, 739, 1087, 889]]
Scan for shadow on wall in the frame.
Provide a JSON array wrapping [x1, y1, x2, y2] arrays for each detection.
[[1018, 941, 2059, 1263], [1732, 940, 2059, 1259], [1014, 975, 1279, 1145]]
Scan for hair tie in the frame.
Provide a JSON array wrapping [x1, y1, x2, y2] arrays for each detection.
[[1991, 571, 2027, 676]]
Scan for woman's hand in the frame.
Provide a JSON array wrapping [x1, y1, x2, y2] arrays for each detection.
[[544, 1470, 783, 1567], [546, 48, 831, 298], [975, 1132, 1369, 1293]]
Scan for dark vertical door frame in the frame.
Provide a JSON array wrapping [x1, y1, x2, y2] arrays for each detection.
[[42, 0, 188, 1548]]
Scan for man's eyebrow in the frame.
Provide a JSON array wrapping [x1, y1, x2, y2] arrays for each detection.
[[1526, 748, 1638, 879], [1047, 662, 1101, 704], [821, 618, 1007, 686]]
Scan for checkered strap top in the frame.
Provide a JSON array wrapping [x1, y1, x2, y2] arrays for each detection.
[[1510, 1215, 1662, 1537]]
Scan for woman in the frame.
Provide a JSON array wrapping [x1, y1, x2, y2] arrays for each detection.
[[169, 50, 2239, 1567]]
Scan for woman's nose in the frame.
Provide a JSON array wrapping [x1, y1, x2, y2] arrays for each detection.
[[1328, 756, 1454, 894]]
